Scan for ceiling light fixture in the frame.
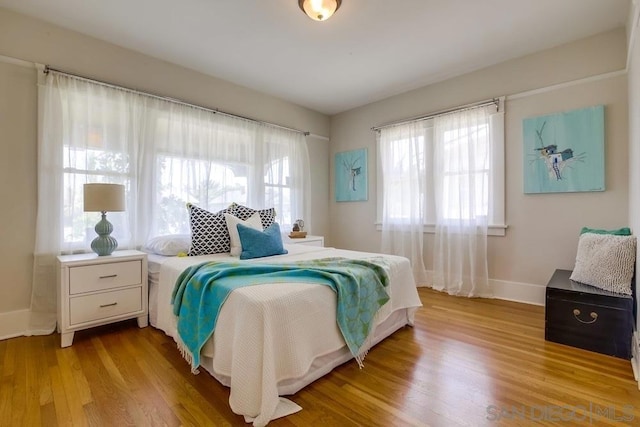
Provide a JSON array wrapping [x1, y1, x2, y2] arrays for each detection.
[[298, 0, 342, 22]]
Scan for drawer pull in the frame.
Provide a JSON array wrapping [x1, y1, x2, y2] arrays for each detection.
[[99, 302, 118, 308], [99, 274, 118, 279], [573, 308, 598, 324]]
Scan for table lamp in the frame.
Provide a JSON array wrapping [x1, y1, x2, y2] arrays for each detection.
[[83, 183, 125, 256]]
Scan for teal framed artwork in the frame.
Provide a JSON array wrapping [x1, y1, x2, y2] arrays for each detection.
[[523, 105, 605, 194], [335, 148, 367, 202]]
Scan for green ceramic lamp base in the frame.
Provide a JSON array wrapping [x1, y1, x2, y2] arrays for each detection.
[[91, 212, 118, 256]]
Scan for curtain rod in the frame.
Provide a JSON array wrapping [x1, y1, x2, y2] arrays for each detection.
[[43, 65, 311, 137], [371, 98, 500, 132]]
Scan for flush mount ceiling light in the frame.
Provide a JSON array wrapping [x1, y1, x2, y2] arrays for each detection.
[[298, 0, 342, 21]]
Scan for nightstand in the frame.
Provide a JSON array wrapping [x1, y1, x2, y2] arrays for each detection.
[[285, 235, 324, 247], [56, 250, 148, 347]]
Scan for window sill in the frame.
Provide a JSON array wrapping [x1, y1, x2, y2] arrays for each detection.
[[375, 223, 507, 237]]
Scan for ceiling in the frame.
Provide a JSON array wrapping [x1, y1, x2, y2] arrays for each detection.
[[0, 0, 630, 115]]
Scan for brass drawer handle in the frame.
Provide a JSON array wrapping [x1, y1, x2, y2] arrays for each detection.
[[99, 274, 118, 279], [573, 308, 598, 324], [99, 302, 118, 308]]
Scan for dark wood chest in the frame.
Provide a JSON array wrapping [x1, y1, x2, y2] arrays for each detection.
[[545, 269, 633, 359]]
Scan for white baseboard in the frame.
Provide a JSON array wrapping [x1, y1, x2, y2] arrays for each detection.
[[490, 278, 546, 306], [0, 309, 30, 340], [632, 332, 640, 390], [419, 274, 546, 306]]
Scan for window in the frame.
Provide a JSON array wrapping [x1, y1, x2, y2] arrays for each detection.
[[62, 122, 132, 249], [379, 134, 427, 222], [57, 89, 136, 249], [265, 156, 292, 222], [156, 154, 246, 235], [45, 72, 309, 253], [439, 122, 489, 220], [377, 101, 505, 235]]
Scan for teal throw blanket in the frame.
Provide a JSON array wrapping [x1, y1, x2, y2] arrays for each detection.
[[171, 257, 390, 371]]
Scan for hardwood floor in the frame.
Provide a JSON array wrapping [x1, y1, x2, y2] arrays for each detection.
[[2, 288, 639, 426]]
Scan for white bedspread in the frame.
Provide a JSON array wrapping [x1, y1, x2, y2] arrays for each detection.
[[153, 245, 422, 426]]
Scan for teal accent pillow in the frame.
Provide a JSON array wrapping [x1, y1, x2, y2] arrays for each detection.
[[237, 222, 288, 260], [580, 227, 632, 236]]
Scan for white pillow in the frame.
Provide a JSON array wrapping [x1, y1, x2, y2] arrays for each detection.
[[144, 234, 191, 256], [225, 212, 263, 256], [570, 233, 636, 295]]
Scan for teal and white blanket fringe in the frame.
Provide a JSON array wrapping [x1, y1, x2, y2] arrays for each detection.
[[171, 257, 391, 373]]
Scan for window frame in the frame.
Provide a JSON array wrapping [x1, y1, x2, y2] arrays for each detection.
[[376, 101, 506, 236]]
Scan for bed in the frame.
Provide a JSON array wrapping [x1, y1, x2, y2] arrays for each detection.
[[148, 243, 422, 426]]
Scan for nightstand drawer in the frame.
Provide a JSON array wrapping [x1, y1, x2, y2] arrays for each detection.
[[69, 287, 142, 325], [295, 239, 323, 247], [286, 235, 324, 247], [69, 260, 142, 294]]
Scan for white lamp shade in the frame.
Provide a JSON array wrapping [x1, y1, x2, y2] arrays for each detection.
[[83, 183, 126, 212], [299, 0, 341, 21]]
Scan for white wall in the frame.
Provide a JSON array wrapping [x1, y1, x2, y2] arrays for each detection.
[[627, 4, 640, 336], [0, 7, 331, 333], [329, 29, 629, 295]]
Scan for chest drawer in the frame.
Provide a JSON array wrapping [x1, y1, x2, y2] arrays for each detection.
[[69, 260, 142, 294], [546, 297, 630, 334], [69, 287, 142, 326]]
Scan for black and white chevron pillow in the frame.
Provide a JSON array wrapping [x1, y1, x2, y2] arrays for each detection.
[[231, 203, 276, 229], [187, 203, 235, 256]]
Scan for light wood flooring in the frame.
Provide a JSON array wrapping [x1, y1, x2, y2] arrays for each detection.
[[1, 288, 639, 426]]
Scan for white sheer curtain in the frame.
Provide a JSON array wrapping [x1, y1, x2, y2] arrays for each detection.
[[432, 106, 493, 297], [378, 121, 431, 285], [378, 102, 502, 296], [27, 70, 310, 335]]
